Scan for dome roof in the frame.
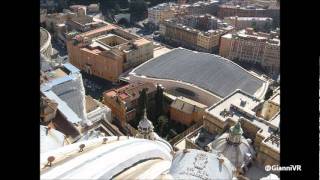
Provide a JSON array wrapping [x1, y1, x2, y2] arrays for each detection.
[[169, 149, 236, 180], [40, 136, 172, 180], [211, 133, 255, 169], [41, 136, 255, 179], [138, 118, 154, 131], [40, 125, 66, 153]]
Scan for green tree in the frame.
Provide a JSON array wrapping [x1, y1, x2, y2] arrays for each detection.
[[155, 84, 164, 118], [264, 88, 273, 100], [129, 0, 148, 22], [99, 0, 117, 16], [117, 0, 129, 9], [157, 115, 168, 137], [263, 20, 272, 33], [133, 88, 148, 127], [114, 3, 121, 13], [251, 21, 257, 31], [50, 22, 55, 33]]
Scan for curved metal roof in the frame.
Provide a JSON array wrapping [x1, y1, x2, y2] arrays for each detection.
[[132, 48, 266, 98]]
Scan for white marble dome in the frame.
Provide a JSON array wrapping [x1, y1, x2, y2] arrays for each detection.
[[40, 136, 173, 180], [40, 125, 66, 153]]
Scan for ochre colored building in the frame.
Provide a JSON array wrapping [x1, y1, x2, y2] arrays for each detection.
[[67, 24, 153, 82], [170, 96, 207, 126]]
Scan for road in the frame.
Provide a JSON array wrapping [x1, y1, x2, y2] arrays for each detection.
[[125, 25, 174, 49]]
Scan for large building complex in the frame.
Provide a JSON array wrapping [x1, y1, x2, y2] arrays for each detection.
[[219, 28, 280, 75], [129, 48, 269, 106], [160, 14, 233, 53], [66, 24, 154, 82]]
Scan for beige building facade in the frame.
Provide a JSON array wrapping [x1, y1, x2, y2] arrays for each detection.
[[219, 28, 280, 74], [170, 96, 207, 126], [258, 87, 280, 120], [160, 15, 233, 53], [148, 3, 175, 27]]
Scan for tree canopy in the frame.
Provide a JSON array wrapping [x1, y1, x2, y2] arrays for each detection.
[[129, 0, 148, 22], [155, 84, 164, 118], [157, 115, 168, 137], [132, 88, 148, 127]]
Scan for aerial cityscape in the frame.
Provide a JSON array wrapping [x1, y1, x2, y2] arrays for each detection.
[[40, 0, 280, 179]]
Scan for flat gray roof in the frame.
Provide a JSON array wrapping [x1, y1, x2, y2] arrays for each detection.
[[132, 48, 265, 98]]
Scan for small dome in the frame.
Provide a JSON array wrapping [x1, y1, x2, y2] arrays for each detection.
[[211, 122, 255, 170], [169, 149, 236, 180], [136, 107, 156, 140], [137, 108, 154, 133], [138, 118, 154, 132]]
